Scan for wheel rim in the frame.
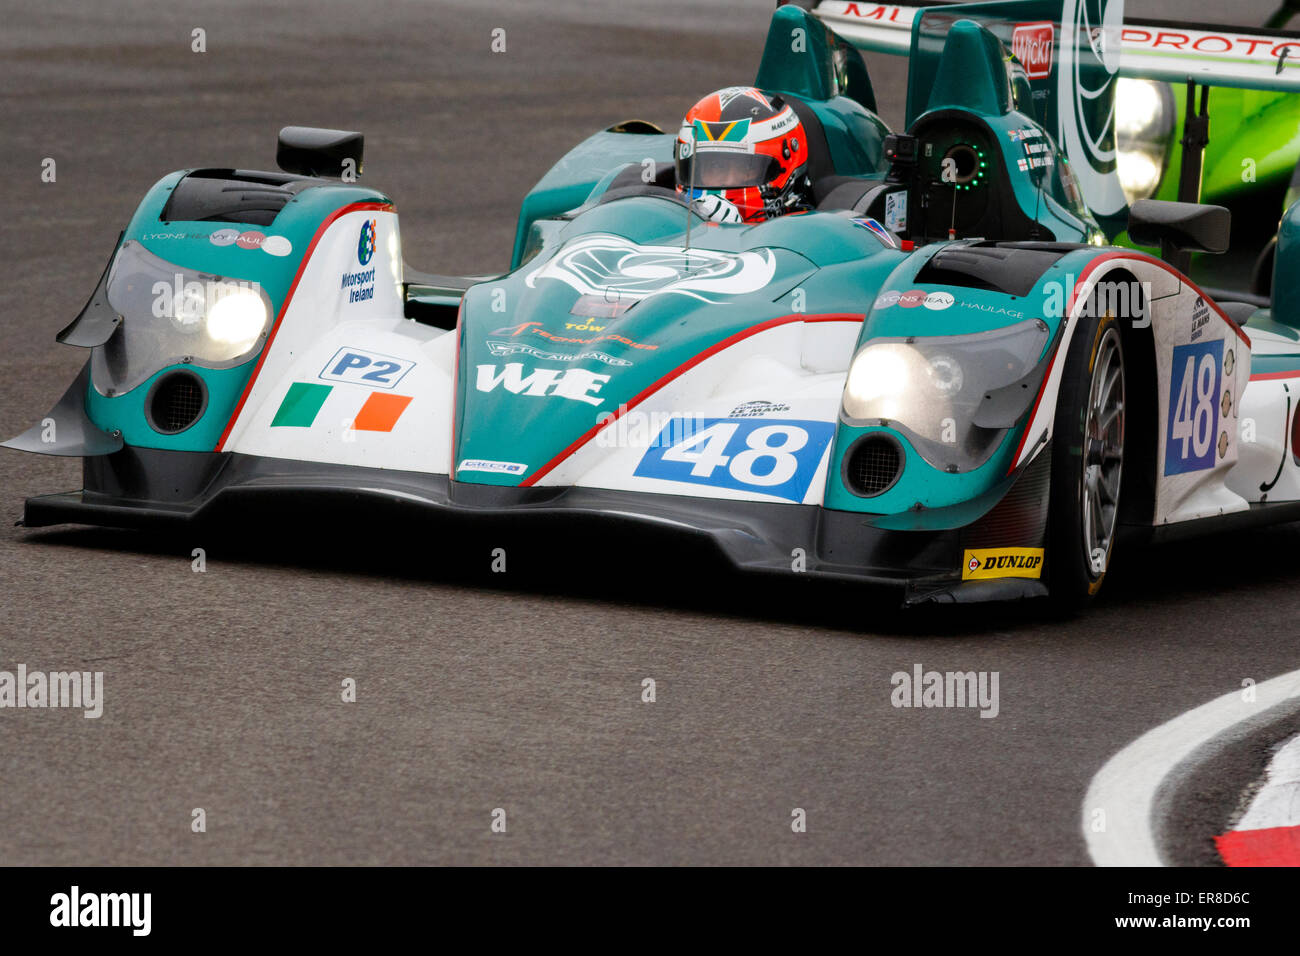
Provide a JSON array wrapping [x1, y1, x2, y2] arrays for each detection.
[[1081, 324, 1124, 577]]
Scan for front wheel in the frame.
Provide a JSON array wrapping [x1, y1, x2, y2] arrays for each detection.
[[1046, 306, 1126, 608]]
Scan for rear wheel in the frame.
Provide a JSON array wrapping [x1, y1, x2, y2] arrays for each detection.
[[1046, 306, 1126, 608]]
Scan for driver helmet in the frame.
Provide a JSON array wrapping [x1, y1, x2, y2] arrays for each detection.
[[675, 86, 810, 223]]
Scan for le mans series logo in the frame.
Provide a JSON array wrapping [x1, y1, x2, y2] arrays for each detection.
[[342, 219, 377, 304], [963, 548, 1044, 581]]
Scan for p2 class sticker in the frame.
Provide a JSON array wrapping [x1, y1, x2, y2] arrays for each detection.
[[458, 459, 527, 476], [633, 417, 834, 503], [1164, 339, 1224, 476], [319, 347, 415, 389]]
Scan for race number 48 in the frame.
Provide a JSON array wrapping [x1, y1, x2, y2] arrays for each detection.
[[635, 417, 834, 502], [1164, 340, 1223, 476]]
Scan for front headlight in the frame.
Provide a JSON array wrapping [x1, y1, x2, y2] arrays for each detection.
[[1115, 78, 1176, 205], [93, 239, 274, 396], [842, 318, 1050, 472], [205, 286, 269, 354]]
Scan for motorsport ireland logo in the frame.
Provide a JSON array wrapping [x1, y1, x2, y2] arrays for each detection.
[[357, 218, 377, 266]]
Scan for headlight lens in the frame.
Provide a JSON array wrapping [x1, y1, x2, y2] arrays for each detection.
[[842, 319, 1050, 472], [1115, 78, 1176, 205], [205, 287, 269, 352], [92, 239, 274, 395]]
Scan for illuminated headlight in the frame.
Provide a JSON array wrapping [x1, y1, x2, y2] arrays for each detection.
[[1115, 78, 1176, 205], [93, 238, 276, 397], [205, 287, 268, 352], [842, 319, 1050, 472]]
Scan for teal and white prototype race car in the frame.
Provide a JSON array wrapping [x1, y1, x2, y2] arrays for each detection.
[[9, 0, 1300, 609]]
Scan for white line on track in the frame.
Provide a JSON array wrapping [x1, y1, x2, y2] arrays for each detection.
[[1082, 668, 1300, 866]]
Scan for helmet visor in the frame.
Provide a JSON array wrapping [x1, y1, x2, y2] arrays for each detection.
[[677, 150, 778, 190]]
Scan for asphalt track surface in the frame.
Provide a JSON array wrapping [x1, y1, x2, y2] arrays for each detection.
[[1, 0, 1298, 866]]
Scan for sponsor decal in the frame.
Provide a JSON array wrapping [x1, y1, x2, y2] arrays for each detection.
[[1012, 21, 1056, 79], [1122, 26, 1300, 63], [141, 231, 209, 241], [357, 219, 377, 266], [962, 548, 1044, 580], [458, 459, 527, 476], [961, 301, 1023, 318], [633, 417, 834, 503], [341, 267, 376, 304], [876, 289, 955, 311], [319, 347, 415, 389], [491, 321, 657, 351], [475, 363, 611, 407], [525, 233, 777, 305], [261, 235, 292, 257], [1165, 339, 1224, 476], [825, 3, 911, 23], [884, 190, 907, 232], [1189, 296, 1211, 343], [205, 227, 287, 253], [486, 339, 632, 367], [728, 400, 790, 418], [851, 217, 898, 249]]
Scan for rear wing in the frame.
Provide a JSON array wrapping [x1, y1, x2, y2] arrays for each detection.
[[810, 1, 1300, 92]]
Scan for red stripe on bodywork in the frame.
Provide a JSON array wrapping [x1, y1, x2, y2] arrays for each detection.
[[1250, 370, 1300, 381], [518, 313, 863, 487], [214, 201, 395, 451], [1215, 825, 1300, 866]]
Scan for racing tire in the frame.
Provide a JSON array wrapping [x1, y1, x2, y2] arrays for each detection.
[[1045, 301, 1127, 610]]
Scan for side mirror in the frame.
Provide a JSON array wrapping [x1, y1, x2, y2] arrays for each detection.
[[1128, 199, 1230, 255], [276, 126, 364, 178]]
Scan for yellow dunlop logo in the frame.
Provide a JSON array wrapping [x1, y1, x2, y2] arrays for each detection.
[[962, 548, 1044, 581]]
